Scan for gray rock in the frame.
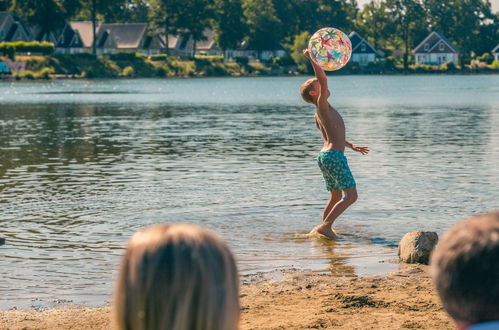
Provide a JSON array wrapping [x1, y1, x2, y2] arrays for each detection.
[[398, 231, 438, 264]]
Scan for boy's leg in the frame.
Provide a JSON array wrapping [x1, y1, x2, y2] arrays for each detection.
[[323, 190, 342, 221], [315, 188, 358, 238]]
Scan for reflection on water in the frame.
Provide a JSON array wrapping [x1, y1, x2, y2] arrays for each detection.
[[0, 76, 498, 308]]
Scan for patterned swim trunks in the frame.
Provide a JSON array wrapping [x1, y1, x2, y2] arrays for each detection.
[[317, 149, 356, 191]]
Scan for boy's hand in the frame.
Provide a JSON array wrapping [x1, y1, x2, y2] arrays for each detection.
[[352, 145, 369, 155], [303, 49, 312, 59]]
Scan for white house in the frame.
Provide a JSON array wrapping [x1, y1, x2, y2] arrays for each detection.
[[413, 31, 459, 66], [493, 44, 499, 62], [348, 31, 377, 66]]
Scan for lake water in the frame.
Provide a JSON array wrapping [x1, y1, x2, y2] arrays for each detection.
[[0, 75, 498, 309]]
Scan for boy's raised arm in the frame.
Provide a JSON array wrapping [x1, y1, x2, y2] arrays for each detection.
[[303, 49, 330, 100]]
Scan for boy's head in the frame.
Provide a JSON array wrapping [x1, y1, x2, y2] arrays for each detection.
[[430, 211, 499, 330], [300, 78, 320, 104]]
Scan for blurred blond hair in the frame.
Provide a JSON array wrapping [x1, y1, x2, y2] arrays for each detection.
[[431, 211, 499, 325], [113, 224, 240, 330]]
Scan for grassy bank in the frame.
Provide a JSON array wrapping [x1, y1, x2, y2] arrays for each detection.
[[1, 53, 498, 80], [0, 53, 285, 80]]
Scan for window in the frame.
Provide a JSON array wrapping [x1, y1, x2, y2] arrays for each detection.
[[424, 43, 429, 51], [439, 42, 444, 51], [361, 43, 366, 51]]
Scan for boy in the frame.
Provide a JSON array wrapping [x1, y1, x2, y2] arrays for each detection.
[[300, 49, 369, 239]]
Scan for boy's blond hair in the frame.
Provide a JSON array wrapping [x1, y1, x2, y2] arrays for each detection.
[[300, 78, 318, 104], [431, 212, 499, 325], [113, 224, 240, 330]]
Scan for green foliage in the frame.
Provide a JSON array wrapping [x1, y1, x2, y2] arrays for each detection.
[[212, 0, 246, 51], [234, 56, 249, 67], [3, 44, 15, 60], [489, 60, 499, 70], [121, 65, 135, 77], [194, 55, 224, 62], [150, 54, 169, 61], [0, 42, 54, 56], [242, 0, 282, 54], [290, 31, 311, 73], [476, 52, 493, 64], [271, 56, 294, 67], [441, 61, 457, 71]]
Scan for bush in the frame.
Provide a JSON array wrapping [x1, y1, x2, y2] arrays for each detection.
[[272, 56, 294, 67], [2, 44, 15, 60], [121, 66, 135, 77], [194, 55, 223, 62], [477, 52, 493, 64], [35, 67, 54, 79], [0, 41, 54, 56], [108, 52, 142, 61], [290, 31, 311, 73], [234, 56, 249, 67], [150, 54, 168, 61], [489, 60, 499, 70], [441, 61, 457, 71]]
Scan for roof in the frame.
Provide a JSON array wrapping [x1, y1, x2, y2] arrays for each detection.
[[0, 12, 12, 31], [413, 31, 459, 54], [492, 44, 499, 53], [69, 21, 98, 48], [98, 23, 147, 49], [196, 29, 219, 51], [348, 31, 377, 54]]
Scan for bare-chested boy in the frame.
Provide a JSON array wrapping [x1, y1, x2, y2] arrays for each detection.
[[300, 49, 369, 239]]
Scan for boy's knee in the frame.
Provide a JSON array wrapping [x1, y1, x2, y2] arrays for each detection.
[[345, 190, 358, 204]]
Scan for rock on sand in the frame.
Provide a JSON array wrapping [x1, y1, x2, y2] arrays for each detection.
[[398, 231, 438, 265]]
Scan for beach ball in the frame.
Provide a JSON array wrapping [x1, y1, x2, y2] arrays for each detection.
[[308, 27, 352, 71]]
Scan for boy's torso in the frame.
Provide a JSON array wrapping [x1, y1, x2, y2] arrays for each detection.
[[315, 103, 346, 152]]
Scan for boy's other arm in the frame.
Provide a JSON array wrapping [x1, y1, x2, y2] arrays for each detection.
[[346, 140, 370, 155]]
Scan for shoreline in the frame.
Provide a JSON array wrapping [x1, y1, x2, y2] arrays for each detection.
[[0, 264, 453, 330]]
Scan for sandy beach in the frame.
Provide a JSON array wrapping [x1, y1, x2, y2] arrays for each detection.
[[0, 264, 453, 330]]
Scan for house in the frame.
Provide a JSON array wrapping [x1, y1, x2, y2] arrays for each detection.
[[161, 29, 222, 56], [413, 31, 459, 66], [493, 44, 499, 62], [57, 22, 166, 55], [225, 40, 286, 61], [348, 31, 378, 66], [0, 12, 32, 42], [195, 29, 222, 56]]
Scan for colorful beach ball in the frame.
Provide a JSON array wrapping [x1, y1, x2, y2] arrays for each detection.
[[308, 28, 352, 71]]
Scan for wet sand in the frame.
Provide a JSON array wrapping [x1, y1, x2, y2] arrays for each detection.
[[0, 264, 453, 330]]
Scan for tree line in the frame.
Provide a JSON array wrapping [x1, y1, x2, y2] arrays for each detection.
[[0, 0, 497, 67]]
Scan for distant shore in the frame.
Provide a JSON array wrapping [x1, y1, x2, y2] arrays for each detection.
[[0, 264, 453, 330], [1, 54, 497, 81]]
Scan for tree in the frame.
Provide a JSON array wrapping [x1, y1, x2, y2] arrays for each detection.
[[356, 0, 396, 50], [175, 0, 214, 56], [242, 0, 282, 58], [149, 0, 184, 55], [423, 0, 496, 64], [11, 0, 66, 38], [0, 0, 11, 11], [387, 0, 427, 70], [290, 31, 311, 73], [212, 0, 246, 53]]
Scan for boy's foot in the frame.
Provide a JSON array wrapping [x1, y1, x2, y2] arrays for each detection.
[[310, 224, 338, 240]]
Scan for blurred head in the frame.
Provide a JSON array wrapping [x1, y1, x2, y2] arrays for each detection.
[[300, 78, 320, 104], [430, 211, 499, 329], [113, 224, 240, 330]]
